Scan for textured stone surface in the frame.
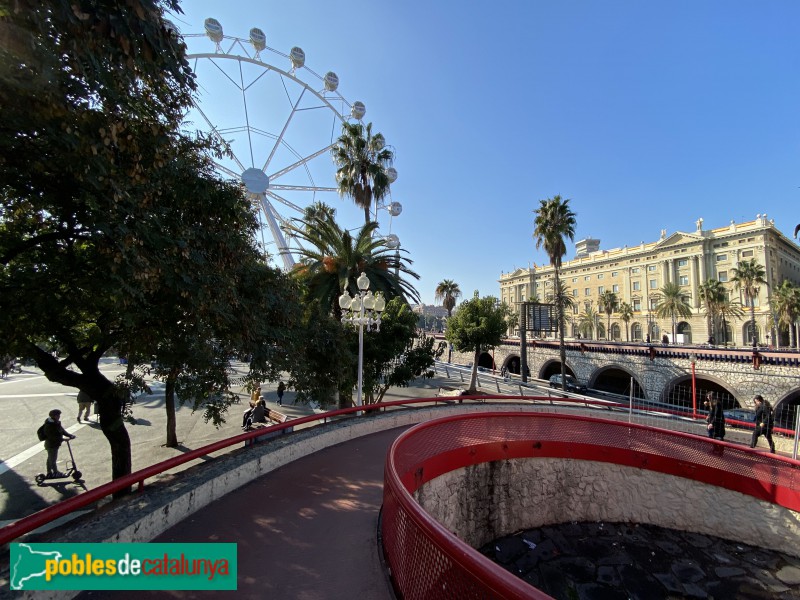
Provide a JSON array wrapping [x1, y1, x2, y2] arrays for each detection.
[[480, 521, 800, 599]]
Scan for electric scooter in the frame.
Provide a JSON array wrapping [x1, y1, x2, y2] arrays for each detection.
[[35, 438, 82, 485]]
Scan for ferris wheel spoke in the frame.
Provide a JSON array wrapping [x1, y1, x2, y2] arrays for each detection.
[[193, 103, 247, 173], [212, 162, 241, 181], [258, 196, 295, 270], [271, 185, 337, 193], [239, 59, 256, 168], [265, 191, 306, 214], [269, 144, 335, 183], [263, 88, 306, 173]]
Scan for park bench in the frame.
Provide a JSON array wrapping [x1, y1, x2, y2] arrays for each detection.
[[244, 408, 293, 447]]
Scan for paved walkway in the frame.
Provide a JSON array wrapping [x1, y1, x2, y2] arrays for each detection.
[[80, 426, 406, 600]]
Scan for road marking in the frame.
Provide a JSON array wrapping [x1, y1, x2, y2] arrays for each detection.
[[0, 423, 85, 476]]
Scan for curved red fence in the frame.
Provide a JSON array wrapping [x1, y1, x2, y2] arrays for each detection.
[[382, 412, 800, 600]]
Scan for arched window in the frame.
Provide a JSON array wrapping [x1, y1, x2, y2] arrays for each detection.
[[677, 322, 692, 344], [744, 322, 760, 346], [597, 323, 606, 340], [631, 323, 642, 342], [611, 323, 621, 341]]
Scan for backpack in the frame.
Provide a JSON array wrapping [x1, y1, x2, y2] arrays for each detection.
[[36, 421, 47, 441]]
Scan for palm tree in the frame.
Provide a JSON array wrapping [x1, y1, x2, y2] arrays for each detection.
[[283, 216, 419, 314], [598, 291, 618, 340], [618, 302, 633, 341], [655, 282, 692, 342], [698, 279, 724, 343], [435, 280, 462, 318], [731, 259, 767, 347], [771, 280, 800, 349], [717, 296, 745, 347], [577, 306, 599, 339], [331, 122, 394, 224], [533, 195, 577, 390]]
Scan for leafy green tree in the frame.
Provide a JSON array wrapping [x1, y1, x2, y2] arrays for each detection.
[[533, 195, 576, 390], [0, 0, 304, 478], [0, 0, 231, 482], [445, 292, 511, 393], [655, 282, 693, 343], [598, 291, 618, 340], [771, 280, 800, 349], [435, 279, 462, 318], [731, 259, 767, 346], [618, 302, 633, 341], [284, 217, 419, 315], [359, 298, 443, 404], [331, 122, 394, 224]]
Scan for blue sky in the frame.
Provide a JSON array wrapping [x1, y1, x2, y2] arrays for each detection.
[[172, 1, 799, 306]]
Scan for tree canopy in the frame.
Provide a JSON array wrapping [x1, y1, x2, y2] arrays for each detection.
[[445, 291, 510, 393]]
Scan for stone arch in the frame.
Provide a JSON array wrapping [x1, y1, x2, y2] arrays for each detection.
[[478, 352, 495, 370], [538, 359, 576, 381], [773, 387, 800, 430], [502, 354, 522, 375], [589, 364, 646, 399], [661, 373, 741, 411], [677, 321, 692, 344]]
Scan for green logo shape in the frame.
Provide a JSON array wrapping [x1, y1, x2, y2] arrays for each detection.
[[10, 543, 237, 590]]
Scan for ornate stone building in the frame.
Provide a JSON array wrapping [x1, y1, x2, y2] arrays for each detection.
[[499, 216, 800, 347]]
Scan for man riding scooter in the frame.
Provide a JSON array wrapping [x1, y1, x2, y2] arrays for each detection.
[[42, 409, 76, 478]]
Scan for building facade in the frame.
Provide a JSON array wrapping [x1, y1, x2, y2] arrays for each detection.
[[499, 216, 800, 347]]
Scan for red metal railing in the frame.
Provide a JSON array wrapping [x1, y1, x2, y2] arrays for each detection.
[[382, 412, 800, 600], [1, 394, 796, 548]]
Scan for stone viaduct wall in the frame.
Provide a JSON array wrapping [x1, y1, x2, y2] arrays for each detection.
[[442, 337, 800, 409]]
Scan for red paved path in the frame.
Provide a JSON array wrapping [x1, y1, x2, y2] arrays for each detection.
[[82, 426, 407, 599]]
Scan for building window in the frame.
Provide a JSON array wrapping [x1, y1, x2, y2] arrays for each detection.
[[741, 250, 754, 258], [584, 301, 592, 312], [584, 276, 591, 281], [648, 265, 657, 271], [716, 254, 727, 262], [598, 273, 604, 279], [679, 275, 689, 285], [632, 268, 640, 274], [632, 281, 641, 291], [572, 278, 577, 283], [598, 286, 604, 294], [677, 259, 688, 267], [585, 288, 590, 296], [632, 300, 641, 311], [718, 271, 728, 282], [649, 279, 657, 289], [611, 271, 618, 277], [573, 289, 578, 297], [612, 284, 619, 293]]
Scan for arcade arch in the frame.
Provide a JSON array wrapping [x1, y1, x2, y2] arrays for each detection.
[[589, 365, 646, 399], [539, 359, 576, 381], [662, 373, 740, 412]]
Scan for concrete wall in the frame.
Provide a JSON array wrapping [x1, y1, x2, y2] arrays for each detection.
[[414, 458, 800, 557]]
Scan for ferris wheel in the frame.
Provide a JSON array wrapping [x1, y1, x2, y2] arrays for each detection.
[[182, 18, 402, 271]]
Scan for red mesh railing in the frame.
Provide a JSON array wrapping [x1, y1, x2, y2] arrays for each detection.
[[382, 412, 800, 600]]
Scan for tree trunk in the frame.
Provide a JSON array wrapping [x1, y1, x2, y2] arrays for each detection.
[[164, 373, 178, 448], [95, 384, 132, 497], [468, 346, 479, 393]]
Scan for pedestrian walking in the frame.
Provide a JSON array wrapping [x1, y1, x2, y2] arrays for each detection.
[[277, 381, 286, 406], [750, 395, 776, 453], [76, 390, 93, 423], [705, 392, 726, 441], [40, 409, 76, 477]]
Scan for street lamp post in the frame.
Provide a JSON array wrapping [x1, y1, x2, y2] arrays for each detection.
[[338, 272, 386, 409], [690, 352, 697, 419]]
